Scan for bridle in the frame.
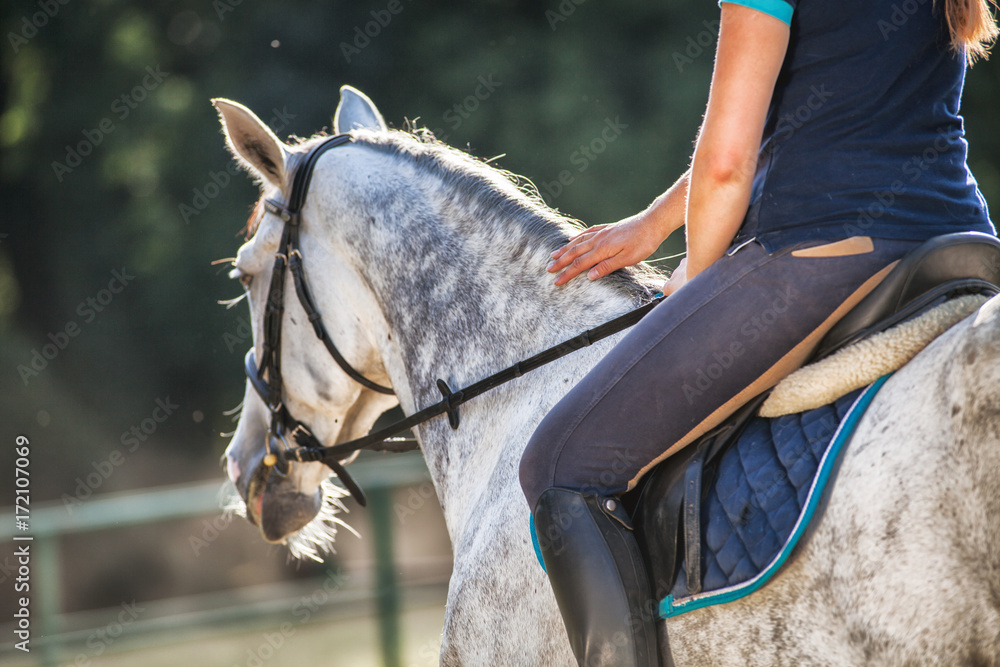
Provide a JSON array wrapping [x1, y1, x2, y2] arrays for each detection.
[[243, 133, 664, 507], [244, 134, 390, 506]]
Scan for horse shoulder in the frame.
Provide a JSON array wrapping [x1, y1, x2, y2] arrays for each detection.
[[439, 482, 573, 666]]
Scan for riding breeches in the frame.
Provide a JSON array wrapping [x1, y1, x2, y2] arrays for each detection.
[[519, 236, 922, 509]]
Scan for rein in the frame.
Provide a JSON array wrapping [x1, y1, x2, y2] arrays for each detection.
[[244, 132, 665, 505], [283, 294, 664, 463]]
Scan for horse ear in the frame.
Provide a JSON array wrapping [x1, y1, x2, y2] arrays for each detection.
[[333, 86, 387, 133], [212, 98, 288, 188]]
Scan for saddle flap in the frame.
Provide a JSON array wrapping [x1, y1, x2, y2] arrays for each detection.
[[632, 445, 696, 601], [633, 394, 767, 600]]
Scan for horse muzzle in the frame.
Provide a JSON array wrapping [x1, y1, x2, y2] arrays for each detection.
[[231, 434, 325, 542], [257, 484, 324, 543], [243, 460, 325, 542]]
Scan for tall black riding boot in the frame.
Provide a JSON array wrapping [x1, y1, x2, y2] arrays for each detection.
[[533, 487, 661, 667]]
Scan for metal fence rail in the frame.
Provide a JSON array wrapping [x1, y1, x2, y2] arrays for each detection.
[[0, 451, 433, 667]]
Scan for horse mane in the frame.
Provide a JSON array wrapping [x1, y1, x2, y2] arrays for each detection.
[[247, 127, 664, 303]]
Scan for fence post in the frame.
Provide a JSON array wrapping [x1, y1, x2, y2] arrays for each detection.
[[368, 487, 401, 667]]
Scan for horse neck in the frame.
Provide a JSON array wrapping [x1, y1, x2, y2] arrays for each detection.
[[356, 189, 652, 528]]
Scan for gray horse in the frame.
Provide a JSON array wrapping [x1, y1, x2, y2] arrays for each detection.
[[216, 87, 1000, 665]]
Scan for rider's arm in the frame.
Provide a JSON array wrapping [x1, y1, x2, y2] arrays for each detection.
[[549, 3, 790, 288], [679, 3, 790, 289]]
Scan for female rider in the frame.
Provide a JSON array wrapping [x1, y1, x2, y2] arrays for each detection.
[[519, 1, 998, 665]]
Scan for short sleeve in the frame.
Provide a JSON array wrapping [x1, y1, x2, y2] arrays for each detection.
[[719, 0, 795, 25]]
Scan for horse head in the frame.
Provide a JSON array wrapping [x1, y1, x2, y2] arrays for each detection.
[[214, 83, 662, 563], [214, 88, 400, 558]]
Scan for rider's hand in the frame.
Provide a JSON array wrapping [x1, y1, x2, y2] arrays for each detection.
[[661, 258, 688, 296], [547, 213, 666, 286]]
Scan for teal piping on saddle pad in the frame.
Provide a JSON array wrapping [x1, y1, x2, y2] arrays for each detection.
[[659, 374, 891, 619], [529, 514, 546, 573]]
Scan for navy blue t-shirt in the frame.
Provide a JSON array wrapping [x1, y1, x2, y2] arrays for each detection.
[[721, 0, 995, 251]]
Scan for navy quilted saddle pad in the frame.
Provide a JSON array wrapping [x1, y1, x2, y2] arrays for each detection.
[[658, 378, 885, 618]]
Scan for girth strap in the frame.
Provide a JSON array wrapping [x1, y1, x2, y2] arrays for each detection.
[[678, 394, 769, 596]]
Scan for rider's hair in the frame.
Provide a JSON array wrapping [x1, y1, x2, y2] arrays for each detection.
[[944, 0, 999, 64]]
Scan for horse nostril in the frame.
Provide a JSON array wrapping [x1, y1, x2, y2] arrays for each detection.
[[255, 492, 265, 525]]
